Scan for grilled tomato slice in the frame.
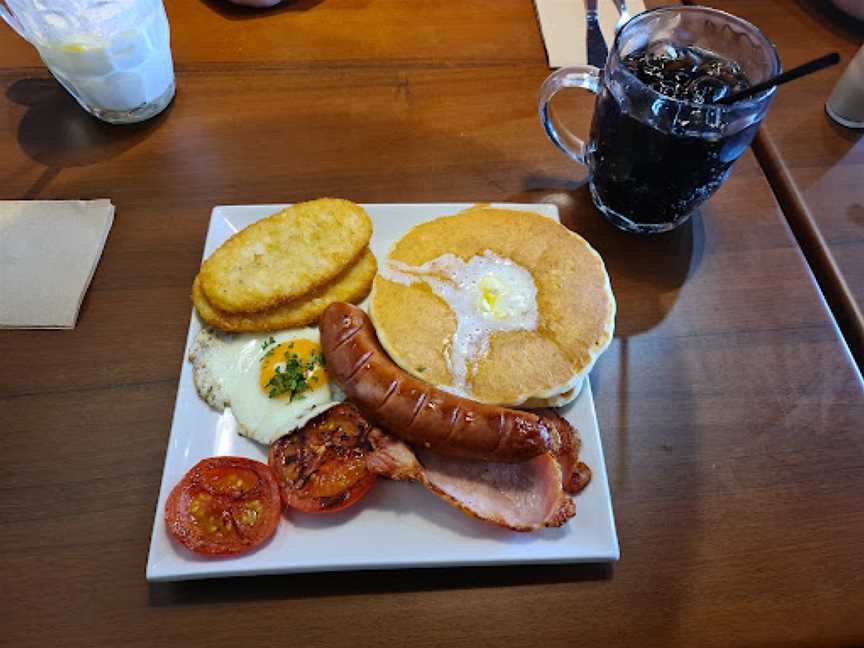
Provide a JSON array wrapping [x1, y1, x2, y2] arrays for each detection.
[[165, 456, 281, 556], [269, 403, 377, 514]]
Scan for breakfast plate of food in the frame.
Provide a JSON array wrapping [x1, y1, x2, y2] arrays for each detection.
[[146, 199, 619, 581]]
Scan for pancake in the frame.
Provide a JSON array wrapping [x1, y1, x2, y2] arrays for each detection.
[[369, 205, 615, 407]]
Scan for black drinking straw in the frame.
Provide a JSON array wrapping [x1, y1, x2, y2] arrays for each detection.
[[716, 52, 840, 105]]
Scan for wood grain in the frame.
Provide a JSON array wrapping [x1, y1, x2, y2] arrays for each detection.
[[0, 2, 862, 647], [699, 0, 864, 368], [0, 0, 547, 70]]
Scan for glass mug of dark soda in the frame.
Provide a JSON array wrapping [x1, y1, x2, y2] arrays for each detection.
[[539, 6, 781, 234]]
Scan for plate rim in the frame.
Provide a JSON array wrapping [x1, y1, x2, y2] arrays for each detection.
[[146, 202, 619, 582]]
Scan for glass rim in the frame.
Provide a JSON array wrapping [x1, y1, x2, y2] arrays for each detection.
[[612, 5, 783, 111]]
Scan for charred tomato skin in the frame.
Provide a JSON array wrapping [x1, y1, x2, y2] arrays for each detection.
[[269, 404, 378, 514]]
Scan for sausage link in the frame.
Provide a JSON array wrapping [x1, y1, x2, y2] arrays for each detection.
[[319, 302, 555, 462]]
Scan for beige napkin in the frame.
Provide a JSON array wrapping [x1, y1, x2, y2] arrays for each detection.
[[535, 0, 647, 68], [0, 200, 114, 329]]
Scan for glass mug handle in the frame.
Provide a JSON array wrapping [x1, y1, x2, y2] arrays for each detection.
[[538, 66, 602, 166]]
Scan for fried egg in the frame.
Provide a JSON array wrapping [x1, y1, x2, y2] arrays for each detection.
[[379, 250, 538, 396], [189, 327, 343, 445]]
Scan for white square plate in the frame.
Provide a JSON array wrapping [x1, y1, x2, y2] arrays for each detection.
[[146, 203, 619, 582]]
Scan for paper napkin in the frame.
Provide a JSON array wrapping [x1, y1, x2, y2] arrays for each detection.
[[0, 200, 114, 329], [535, 0, 647, 68]]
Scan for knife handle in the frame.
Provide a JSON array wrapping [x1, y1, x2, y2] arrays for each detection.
[[538, 66, 602, 166], [585, 11, 609, 68]]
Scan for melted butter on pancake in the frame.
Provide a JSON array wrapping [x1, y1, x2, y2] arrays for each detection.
[[379, 250, 538, 397], [370, 206, 616, 407]]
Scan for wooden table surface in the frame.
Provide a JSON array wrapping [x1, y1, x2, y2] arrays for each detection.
[[1, 2, 863, 647], [702, 0, 864, 366]]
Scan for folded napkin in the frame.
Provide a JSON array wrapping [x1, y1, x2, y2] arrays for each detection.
[[535, 0, 647, 68], [0, 200, 114, 329]]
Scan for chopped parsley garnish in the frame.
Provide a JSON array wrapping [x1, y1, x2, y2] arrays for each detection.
[[266, 350, 323, 400], [261, 336, 276, 350], [416, 366, 426, 373]]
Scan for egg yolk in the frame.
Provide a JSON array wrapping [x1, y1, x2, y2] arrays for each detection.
[[259, 339, 328, 399]]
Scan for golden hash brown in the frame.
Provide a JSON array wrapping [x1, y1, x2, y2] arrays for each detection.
[[193, 248, 377, 332], [198, 198, 372, 314]]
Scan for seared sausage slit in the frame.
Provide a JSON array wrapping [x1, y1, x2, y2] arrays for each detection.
[[406, 391, 429, 429], [332, 323, 362, 351], [449, 404, 462, 429], [433, 404, 461, 450], [344, 349, 374, 384], [495, 412, 513, 452], [489, 415, 508, 456], [376, 379, 401, 411]]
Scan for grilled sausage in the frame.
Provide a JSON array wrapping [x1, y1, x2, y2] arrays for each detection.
[[319, 302, 556, 463]]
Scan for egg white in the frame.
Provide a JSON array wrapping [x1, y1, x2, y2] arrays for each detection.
[[189, 326, 343, 445]]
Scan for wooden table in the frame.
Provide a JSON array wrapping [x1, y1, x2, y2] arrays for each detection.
[[1, 2, 863, 647], [701, 0, 864, 366]]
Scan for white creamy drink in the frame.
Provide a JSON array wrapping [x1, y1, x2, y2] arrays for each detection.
[[2, 0, 175, 123]]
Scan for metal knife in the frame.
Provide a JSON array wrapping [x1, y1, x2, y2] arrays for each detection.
[[584, 0, 608, 69], [615, 0, 631, 33]]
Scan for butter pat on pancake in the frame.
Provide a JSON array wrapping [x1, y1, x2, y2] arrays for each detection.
[[369, 206, 615, 407], [199, 198, 372, 314], [193, 248, 377, 332], [379, 250, 539, 397]]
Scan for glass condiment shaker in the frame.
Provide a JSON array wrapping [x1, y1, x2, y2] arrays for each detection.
[[826, 45, 864, 129]]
